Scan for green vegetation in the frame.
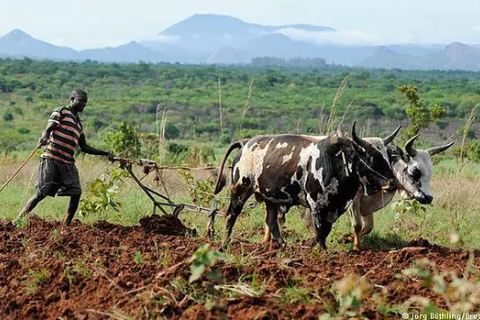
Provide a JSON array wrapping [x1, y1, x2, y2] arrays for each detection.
[[1, 58, 479, 161]]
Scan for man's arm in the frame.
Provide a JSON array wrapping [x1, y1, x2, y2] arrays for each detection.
[[38, 121, 58, 146], [78, 134, 114, 159]]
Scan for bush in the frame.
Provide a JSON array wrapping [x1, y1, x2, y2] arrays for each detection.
[[3, 111, 14, 122], [468, 141, 480, 162], [17, 127, 31, 134]]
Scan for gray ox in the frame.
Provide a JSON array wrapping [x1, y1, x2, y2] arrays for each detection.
[[210, 122, 397, 249], [295, 134, 454, 250]]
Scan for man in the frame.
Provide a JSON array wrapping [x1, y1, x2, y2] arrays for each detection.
[[14, 89, 114, 226]]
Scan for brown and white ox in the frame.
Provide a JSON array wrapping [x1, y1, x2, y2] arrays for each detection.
[[209, 122, 397, 249]]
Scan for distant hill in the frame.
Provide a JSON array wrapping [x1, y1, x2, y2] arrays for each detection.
[[2, 15, 480, 71], [359, 46, 419, 69], [358, 42, 480, 71], [158, 14, 334, 54], [207, 47, 252, 64], [435, 42, 480, 70], [79, 41, 168, 63], [0, 29, 78, 60], [161, 14, 334, 38]]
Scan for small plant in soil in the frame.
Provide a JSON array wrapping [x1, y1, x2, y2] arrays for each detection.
[[78, 167, 129, 217], [26, 268, 50, 295], [400, 255, 480, 315], [188, 243, 225, 284], [134, 251, 146, 265]]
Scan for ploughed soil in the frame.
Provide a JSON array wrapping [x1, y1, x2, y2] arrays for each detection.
[[1, 215, 478, 320]]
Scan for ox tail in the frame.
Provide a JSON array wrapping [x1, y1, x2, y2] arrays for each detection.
[[213, 140, 247, 195]]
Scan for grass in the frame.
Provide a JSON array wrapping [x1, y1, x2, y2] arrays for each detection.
[[1, 154, 480, 251]]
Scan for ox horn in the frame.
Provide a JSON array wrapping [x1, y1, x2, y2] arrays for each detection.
[[351, 121, 370, 150], [383, 125, 402, 145], [404, 134, 419, 157], [427, 141, 454, 156]]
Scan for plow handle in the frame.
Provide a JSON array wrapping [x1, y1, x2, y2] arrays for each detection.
[[0, 146, 40, 194]]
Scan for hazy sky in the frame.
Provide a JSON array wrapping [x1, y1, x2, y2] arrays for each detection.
[[0, 0, 479, 49]]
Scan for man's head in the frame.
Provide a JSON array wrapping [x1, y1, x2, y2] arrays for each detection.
[[70, 89, 88, 112]]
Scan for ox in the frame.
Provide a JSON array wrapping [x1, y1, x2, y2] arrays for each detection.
[[296, 134, 454, 250], [210, 122, 397, 249]]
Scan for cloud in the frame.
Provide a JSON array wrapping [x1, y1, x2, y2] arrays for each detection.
[[276, 27, 384, 46]]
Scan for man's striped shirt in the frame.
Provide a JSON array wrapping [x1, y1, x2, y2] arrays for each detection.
[[41, 106, 84, 164]]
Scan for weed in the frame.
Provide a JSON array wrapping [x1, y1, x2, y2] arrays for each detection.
[[400, 255, 480, 315], [188, 243, 225, 284], [78, 167, 129, 217], [178, 170, 216, 208], [50, 228, 60, 241], [26, 268, 50, 295], [333, 273, 371, 317], [134, 251, 146, 265], [73, 260, 91, 278], [281, 286, 313, 304]]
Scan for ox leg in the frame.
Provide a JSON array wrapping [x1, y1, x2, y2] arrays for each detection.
[[360, 214, 374, 236], [300, 207, 315, 232], [263, 205, 287, 243], [262, 224, 271, 243], [206, 199, 218, 239], [312, 210, 332, 250], [350, 198, 363, 251], [264, 202, 284, 245], [222, 187, 252, 249]]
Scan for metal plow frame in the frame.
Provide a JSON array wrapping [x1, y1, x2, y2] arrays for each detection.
[[110, 156, 224, 219]]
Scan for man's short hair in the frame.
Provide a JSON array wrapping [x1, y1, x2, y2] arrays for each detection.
[[70, 89, 88, 101]]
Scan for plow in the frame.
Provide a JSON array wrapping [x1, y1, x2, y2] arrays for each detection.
[[109, 156, 225, 220]]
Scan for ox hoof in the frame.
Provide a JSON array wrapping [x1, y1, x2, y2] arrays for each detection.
[[337, 233, 355, 244], [205, 229, 215, 239]]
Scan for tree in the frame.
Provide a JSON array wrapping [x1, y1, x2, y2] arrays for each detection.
[[105, 121, 141, 158], [398, 85, 446, 139]]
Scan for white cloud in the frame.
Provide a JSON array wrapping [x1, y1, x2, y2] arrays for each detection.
[[276, 28, 383, 46]]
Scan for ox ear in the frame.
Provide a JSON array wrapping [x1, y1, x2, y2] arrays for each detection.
[[330, 135, 340, 145], [383, 126, 402, 145], [404, 134, 419, 157], [351, 121, 371, 151], [428, 141, 454, 156]]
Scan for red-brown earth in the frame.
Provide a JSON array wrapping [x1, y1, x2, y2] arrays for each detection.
[[0, 215, 478, 320]]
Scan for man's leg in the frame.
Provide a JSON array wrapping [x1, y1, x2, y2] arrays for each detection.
[[64, 194, 81, 226], [14, 194, 46, 224], [14, 158, 55, 225]]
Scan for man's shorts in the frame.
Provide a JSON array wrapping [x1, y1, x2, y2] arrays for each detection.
[[36, 157, 82, 198]]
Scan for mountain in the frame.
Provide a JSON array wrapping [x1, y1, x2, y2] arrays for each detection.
[[0, 29, 78, 60], [207, 47, 252, 64], [157, 14, 334, 53], [385, 44, 443, 57], [436, 42, 480, 70], [358, 42, 480, 71], [0, 30, 170, 64], [161, 14, 334, 38], [2, 17, 480, 71], [79, 41, 168, 63], [243, 33, 322, 58], [358, 46, 419, 69], [140, 41, 206, 63]]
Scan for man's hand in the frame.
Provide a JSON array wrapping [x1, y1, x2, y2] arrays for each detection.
[[37, 135, 49, 147], [105, 151, 116, 162]]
